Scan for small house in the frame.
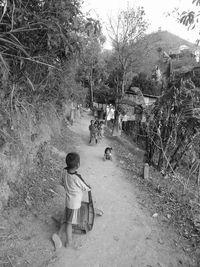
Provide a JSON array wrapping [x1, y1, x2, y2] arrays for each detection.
[[143, 94, 159, 106]]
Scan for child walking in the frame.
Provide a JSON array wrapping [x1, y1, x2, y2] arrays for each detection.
[[52, 152, 91, 249], [89, 120, 98, 144], [98, 121, 104, 139]]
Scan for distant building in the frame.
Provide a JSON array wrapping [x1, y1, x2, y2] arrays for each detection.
[[143, 94, 159, 106], [158, 44, 200, 79], [169, 44, 195, 58]]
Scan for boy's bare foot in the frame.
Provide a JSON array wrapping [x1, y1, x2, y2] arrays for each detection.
[[65, 241, 82, 250], [52, 233, 62, 250], [94, 208, 103, 217]]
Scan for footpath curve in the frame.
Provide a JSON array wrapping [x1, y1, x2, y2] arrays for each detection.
[[49, 112, 191, 267]]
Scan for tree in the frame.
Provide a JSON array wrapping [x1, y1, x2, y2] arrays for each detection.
[[106, 51, 123, 101], [0, 0, 107, 106], [106, 5, 148, 136], [145, 75, 200, 174], [107, 5, 148, 96], [76, 21, 105, 107], [177, 0, 200, 30], [0, 0, 88, 104], [170, 0, 200, 42], [130, 72, 160, 96]]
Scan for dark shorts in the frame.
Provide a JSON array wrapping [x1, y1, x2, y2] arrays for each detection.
[[63, 207, 81, 225], [90, 131, 97, 139]]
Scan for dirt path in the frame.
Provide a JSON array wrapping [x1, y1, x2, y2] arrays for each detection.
[[48, 113, 191, 267]]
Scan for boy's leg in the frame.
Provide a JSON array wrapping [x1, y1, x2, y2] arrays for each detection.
[[52, 233, 62, 250], [52, 222, 66, 250], [89, 131, 92, 143], [58, 222, 66, 239], [65, 223, 73, 247], [95, 133, 98, 143]]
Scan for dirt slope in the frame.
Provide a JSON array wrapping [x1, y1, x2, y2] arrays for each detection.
[[48, 113, 192, 267]]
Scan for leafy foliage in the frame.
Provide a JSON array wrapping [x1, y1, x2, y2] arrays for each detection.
[[0, 0, 103, 106], [75, 28, 106, 106], [129, 72, 161, 96], [146, 77, 200, 172], [176, 0, 200, 31]]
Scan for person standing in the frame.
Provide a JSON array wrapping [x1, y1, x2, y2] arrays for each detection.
[[122, 114, 128, 132], [70, 101, 75, 125], [77, 104, 81, 119]]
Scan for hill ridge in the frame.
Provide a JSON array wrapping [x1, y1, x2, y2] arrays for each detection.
[[137, 30, 195, 75]]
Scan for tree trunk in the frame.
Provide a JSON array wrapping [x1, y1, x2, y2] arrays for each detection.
[[112, 79, 122, 137], [157, 148, 164, 171], [122, 72, 125, 95], [90, 69, 94, 108]]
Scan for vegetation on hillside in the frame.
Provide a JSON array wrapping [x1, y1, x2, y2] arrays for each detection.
[[0, 0, 104, 208], [129, 72, 161, 96], [0, 0, 103, 105]]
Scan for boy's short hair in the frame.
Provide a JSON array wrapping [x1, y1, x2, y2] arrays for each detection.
[[66, 152, 80, 169]]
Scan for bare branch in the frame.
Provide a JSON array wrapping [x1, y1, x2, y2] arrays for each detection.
[[0, 0, 7, 24]]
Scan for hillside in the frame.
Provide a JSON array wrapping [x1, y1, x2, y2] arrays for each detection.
[[136, 30, 195, 76]]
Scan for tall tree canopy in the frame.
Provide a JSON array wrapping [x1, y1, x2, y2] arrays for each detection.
[[76, 26, 106, 107], [107, 6, 149, 96]]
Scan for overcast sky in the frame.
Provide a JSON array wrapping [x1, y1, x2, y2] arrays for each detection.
[[82, 0, 200, 49]]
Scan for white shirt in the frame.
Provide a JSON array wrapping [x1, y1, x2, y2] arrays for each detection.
[[110, 108, 115, 119], [122, 114, 128, 122], [62, 171, 90, 209]]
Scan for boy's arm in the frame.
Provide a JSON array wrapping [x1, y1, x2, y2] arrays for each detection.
[[75, 176, 91, 192], [60, 169, 65, 188]]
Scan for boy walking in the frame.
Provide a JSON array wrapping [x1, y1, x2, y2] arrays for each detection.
[[98, 121, 104, 139], [89, 120, 98, 144], [52, 152, 91, 249]]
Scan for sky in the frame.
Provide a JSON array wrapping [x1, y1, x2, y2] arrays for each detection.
[[82, 0, 200, 49]]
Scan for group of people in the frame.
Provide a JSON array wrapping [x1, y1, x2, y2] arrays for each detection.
[[51, 104, 129, 250], [88, 118, 105, 144], [51, 101, 130, 252], [51, 116, 106, 250], [52, 119, 106, 250]]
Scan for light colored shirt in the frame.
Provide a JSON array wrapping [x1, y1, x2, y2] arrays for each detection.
[[110, 108, 115, 119], [107, 107, 115, 120], [122, 114, 128, 122], [62, 171, 90, 209]]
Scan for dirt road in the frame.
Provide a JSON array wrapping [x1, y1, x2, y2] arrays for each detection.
[[48, 112, 191, 267]]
